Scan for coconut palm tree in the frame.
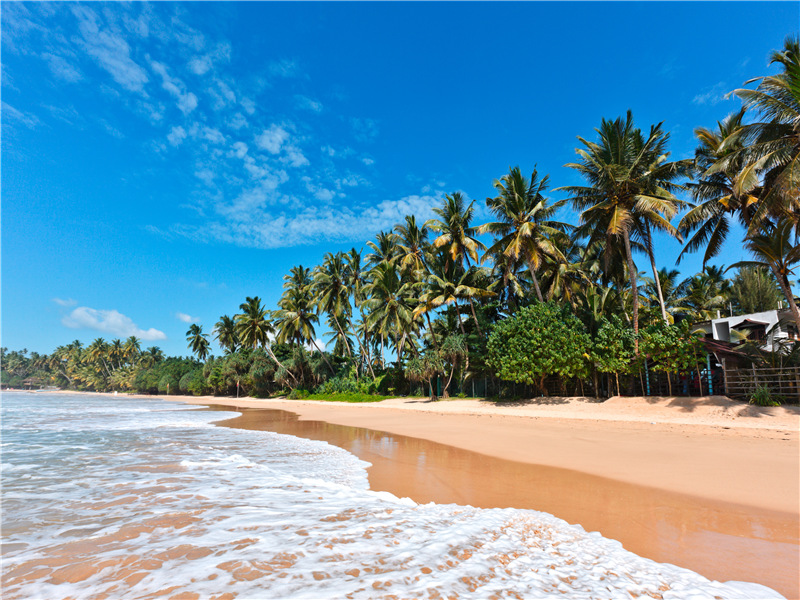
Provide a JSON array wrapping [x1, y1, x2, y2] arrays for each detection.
[[678, 108, 755, 266], [366, 231, 400, 271], [731, 217, 800, 329], [123, 336, 141, 365], [426, 192, 485, 272], [362, 261, 417, 365], [479, 166, 569, 302], [716, 36, 800, 230], [186, 324, 210, 361], [213, 315, 238, 354], [394, 215, 431, 276], [313, 252, 354, 361], [560, 111, 691, 350], [275, 281, 334, 374]]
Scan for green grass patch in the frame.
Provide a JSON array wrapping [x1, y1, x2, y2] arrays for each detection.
[[299, 392, 391, 403]]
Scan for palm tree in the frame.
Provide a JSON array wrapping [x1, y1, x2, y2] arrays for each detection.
[[123, 336, 141, 365], [560, 111, 691, 349], [186, 324, 210, 361], [366, 231, 400, 271], [731, 217, 800, 330], [362, 262, 417, 365], [110, 339, 124, 369], [426, 192, 486, 272], [235, 297, 273, 349], [480, 166, 569, 302], [313, 252, 354, 361], [140, 346, 164, 368], [214, 315, 239, 354], [678, 108, 755, 266], [275, 279, 334, 374], [717, 36, 799, 230], [394, 215, 431, 276]]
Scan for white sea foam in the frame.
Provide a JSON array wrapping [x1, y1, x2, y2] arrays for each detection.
[[0, 393, 785, 599]]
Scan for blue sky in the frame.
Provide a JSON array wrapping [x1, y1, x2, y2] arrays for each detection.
[[2, 2, 796, 357]]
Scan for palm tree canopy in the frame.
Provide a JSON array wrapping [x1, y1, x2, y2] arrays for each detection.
[[426, 192, 486, 269]]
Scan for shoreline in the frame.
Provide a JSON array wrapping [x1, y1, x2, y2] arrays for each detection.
[[10, 390, 799, 597]]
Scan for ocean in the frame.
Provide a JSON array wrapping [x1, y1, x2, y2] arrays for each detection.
[[0, 393, 784, 599]]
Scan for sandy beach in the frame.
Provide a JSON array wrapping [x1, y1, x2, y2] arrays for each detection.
[[171, 393, 800, 598]]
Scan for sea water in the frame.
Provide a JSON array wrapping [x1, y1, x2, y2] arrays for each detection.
[[1, 393, 784, 599]]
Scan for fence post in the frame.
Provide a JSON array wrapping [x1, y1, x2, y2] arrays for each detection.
[[706, 353, 713, 395], [644, 360, 651, 396]]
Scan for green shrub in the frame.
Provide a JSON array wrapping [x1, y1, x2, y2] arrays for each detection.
[[750, 385, 781, 407]]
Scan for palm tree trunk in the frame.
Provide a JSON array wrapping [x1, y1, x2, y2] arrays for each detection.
[[771, 266, 800, 332], [332, 315, 353, 360], [645, 224, 669, 324], [623, 230, 640, 354], [425, 312, 439, 351], [467, 298, 483, 337], [528, 264, 544, 302], [263, 343, 298, 385], [311, 338, 335, 374], [346, 314, 376, 379], [455, 304, 466, 335]]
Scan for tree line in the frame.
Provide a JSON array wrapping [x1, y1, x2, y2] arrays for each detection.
[[4, 38, 798, 401]]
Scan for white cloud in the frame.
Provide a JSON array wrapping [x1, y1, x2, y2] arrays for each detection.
[[71, 5, 149, 93], [167, 125, 187, 146], [268, 58, 299, 78], [175, 189, 443, 249], [295, 95, 322, 113], [42, 52, 82, 82], [149, 59, 198, 114], [693, 82, 729, 106], [255, 124, 289, 154], [175, 312, 200, 323], [62, 306, 166, 340], [362, 157, 375, 166], [230, 141, 248, 158], [2, 102, 40, 129], [52, 297, 78, 307]]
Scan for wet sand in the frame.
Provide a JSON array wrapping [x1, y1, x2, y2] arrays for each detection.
[[179, 397, 800, 599]]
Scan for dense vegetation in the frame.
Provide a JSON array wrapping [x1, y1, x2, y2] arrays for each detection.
[[4, 38, 799, 400]]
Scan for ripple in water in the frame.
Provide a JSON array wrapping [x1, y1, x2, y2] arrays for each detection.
[[0, 393, 783, 599]]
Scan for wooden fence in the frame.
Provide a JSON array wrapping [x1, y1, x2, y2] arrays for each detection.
[[724, 366, 800, 402]]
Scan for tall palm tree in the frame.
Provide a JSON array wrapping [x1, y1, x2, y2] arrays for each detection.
[[186, 324, 210, 361], [715, 36, 800, 230], [731, 217, 800, 329], [110, 339, 124, 369], [235, 296, 294, 380], [480, 166, 569, 302], [362, 262, 416, 364], [394, 215, 431, 276], [123, 336, 141, 365], [426, 192, 486, 272], [313, 252, 354, 361], [560, 111, 692, 349], [213, 315, 238, 354], [366, 231, 400, 271], [275, 281, 334, 374], [235, 297, 273, 349], [678, 108, 755, 266]]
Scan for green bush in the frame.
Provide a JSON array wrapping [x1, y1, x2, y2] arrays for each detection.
[[750, 385, 781, 407], [487, 302, 590, 394]]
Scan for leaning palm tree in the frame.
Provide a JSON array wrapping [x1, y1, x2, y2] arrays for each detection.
[[560, 111, 692, 350], [426, 192, 486, 272], [313, 252, 354, 361], [235, 296, 294, 380], [730, 217, 800, 330], [362, 262, 417, 364], [186, 324, 210, 361], [480, 166, 569, 302], [715, 36, 800, 231], [678, 108, 755, 266], [213, 315, 239, 354], [275, 284, 334, 374]]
